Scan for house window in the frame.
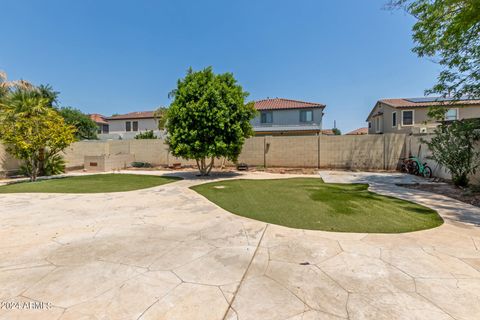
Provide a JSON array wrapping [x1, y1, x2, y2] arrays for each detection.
[[368, 122, 371, 129], [300, 110, 313, 122], [102, 124, 109, 133], [392, 112, 397, 127], [402, 110, 414, 126], [133, 121, 139, 131], [260, 112, 273, 124], [126, 121, 131, 132], [445, 109, 458, 121]]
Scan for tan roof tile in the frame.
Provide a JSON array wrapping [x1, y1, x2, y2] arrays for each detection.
[[346, 127, 368, 135], [254, 98, 325, 110], [106, 111, 155, 120]]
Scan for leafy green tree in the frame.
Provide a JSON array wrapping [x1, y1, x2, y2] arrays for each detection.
[[389, 0, 480, 101], [332, 128, 341, 135], [154, 106, 168, 129], [166, 67, 256, 175], [0, 89, 76, 181], [58, 107, 98, 140], [423, 119, 480, 187], [134, 130, 157, 139]]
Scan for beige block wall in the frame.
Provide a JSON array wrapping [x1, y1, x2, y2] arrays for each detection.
[[0, 134, 408, 174], [266, 136, 319, 167], [237, 137, 265, 166], [0, 144, 20, 177], [62, 142, 109, 168]]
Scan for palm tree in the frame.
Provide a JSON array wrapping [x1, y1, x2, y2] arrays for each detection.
[[0, 70, 33, 95]]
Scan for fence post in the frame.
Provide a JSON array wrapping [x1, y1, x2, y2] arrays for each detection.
[[383, 134, 386, 170], [317, 134, 320, 169], [263, 136, 266, 169]]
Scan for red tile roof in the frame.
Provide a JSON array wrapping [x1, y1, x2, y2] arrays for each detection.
[[321, 129, 335, 135], [380, 98, 480, 108], [89, 113, 107, 124], [346, 127, 368, 135], [254, 98, 325, 111], [106, 111, 156, 120]]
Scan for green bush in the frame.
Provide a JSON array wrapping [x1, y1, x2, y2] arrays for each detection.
[[131, 161, 153, 168], [424, 119, 480, 187], [134, 130, 157, 139]]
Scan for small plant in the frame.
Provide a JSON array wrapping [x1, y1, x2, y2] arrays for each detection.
[[134, 130, 157, 139], [43, 154, 66, 176], [131, 161, 153, 168]]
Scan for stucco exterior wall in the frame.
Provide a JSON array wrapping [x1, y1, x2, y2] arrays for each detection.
[[107, 118, 158, 134], [251, 108, 323, 133], [368, 103, 480, 135]]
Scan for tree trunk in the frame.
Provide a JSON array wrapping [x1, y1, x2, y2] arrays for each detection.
[[38, 147, 46, 176], [196, 157, 215, 176]]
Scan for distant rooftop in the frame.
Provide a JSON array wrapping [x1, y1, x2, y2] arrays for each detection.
[[89, 113, 107, 124], [106, 111, 156, 120], [254, 98, 325, 111], [346, 127, 368, 135]]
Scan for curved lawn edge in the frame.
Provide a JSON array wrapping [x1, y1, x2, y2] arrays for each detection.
[[0, 173, 183, 194], [191, 178, 444, 233]]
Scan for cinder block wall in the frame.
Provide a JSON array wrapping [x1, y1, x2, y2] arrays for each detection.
[[0, 144, 20, 177], [0, 133, 407, 175]]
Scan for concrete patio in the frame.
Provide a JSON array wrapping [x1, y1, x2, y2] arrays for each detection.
[[0, 170, 479, 320]]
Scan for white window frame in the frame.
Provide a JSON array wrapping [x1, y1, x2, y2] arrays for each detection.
[[392, 111, 397, 128], [445, 108, 459, 121], [260, 111, 273, 124], [401, 110, 414, 126], [300, 110, 313, 123]]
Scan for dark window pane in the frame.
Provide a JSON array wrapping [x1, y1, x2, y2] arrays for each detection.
[[402, 111, 413, 125], [133, 121, 138, 131], [392, 113, 397, 127], [126, 121, 131, 132], [261, 112, 272, 124]]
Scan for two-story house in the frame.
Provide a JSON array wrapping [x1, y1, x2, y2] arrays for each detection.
[[251, 98, 325, 136], [366, 97, 480, 134], [105, 111, 161, 139]]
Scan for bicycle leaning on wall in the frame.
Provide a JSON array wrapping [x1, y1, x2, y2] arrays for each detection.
[[400, 156, 433, 178]]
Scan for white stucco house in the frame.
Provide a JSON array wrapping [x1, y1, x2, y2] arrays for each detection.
[[101, 111, 162, 140]]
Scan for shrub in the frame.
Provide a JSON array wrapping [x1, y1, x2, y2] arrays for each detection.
[[424, 119, 480, 187], [134, 130, 157, 139]]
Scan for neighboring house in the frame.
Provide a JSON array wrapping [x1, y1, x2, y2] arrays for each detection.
[[251, 98, 325, 136], [104, 111, 161, 139], [346, 127, 368, 135], [89, 114, 109, 134], [366, 97, 480, 134]]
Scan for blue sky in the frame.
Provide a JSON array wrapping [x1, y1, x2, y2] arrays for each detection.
[[1, 0, 439, 133]]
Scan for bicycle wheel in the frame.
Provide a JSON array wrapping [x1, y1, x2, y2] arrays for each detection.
[[423, 166, 432, 178], [410, 161, 419, 175]]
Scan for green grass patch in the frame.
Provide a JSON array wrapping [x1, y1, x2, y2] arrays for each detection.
[[191, 178, 443, 233], [0, 174, 181, 193]]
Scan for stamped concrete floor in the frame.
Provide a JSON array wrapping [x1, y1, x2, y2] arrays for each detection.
[[1, 170, 480, 320]]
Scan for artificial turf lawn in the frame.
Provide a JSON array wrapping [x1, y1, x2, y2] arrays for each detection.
[[0, 174, 181, 193], [191, 178, 443, 233]]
